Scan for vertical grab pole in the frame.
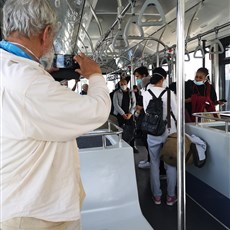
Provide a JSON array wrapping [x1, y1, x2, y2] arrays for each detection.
[[130, 56, 134, 87], [176, 0, 186, 230]]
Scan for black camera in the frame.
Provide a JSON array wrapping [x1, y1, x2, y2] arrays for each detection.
[[51, 54, 80, 82], [53, 54, 80, 69]]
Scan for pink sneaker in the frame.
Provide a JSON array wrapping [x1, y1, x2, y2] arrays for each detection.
[[166, 196, 177, 206], [153, 196, 161, 205]]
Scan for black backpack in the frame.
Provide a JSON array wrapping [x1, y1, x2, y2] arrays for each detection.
[[141, 89, 167, 136]]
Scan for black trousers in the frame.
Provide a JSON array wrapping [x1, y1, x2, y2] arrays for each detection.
[[117, 114, 135, 148]]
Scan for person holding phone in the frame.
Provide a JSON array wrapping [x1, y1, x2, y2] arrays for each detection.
[[185, 67, 226, 121]]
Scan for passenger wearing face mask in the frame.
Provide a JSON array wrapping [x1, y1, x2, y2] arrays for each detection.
[[134, 67, 169, 171], [113, 79, 136, 126], [142, 67, 178, 206], [185, 67, 222, 121], [113, 79, 137, 150], [134, 66, 151, 90], [133, 66, 151, 167]]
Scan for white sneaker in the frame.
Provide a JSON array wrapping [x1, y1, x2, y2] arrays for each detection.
[[139, 160, 148, 164], [138, 161, 150, 169]]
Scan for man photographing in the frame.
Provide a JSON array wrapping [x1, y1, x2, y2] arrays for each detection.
[[0, 0, 111, 229]]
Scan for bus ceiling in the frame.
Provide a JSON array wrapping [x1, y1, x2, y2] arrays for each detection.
[[0, 0, 230, 71]]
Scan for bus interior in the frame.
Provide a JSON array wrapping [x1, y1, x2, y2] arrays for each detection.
[[0, 0, 230, 229]]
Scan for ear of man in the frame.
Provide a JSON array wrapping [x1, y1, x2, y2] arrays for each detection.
[[40, 25, 54, 54]]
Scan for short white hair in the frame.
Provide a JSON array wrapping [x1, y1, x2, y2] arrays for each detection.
[[3, 0, 57, 38]]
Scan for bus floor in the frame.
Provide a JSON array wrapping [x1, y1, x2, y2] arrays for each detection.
[[134, 142, 228, 230]]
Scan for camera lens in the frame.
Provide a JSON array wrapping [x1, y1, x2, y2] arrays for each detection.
[[64, 56, 73, 68]]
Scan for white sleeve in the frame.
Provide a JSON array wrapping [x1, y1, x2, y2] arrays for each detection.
[[142, 91, 149, 112], [24, 74, 111, 141]]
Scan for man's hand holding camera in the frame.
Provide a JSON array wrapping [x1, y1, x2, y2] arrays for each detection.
[[74, 53, 101, 79]]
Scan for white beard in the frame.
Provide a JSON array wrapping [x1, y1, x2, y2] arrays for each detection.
[[40, 48, 55, 69]]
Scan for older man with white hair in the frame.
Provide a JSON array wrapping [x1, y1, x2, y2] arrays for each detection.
[[0, 0, 111, 229]]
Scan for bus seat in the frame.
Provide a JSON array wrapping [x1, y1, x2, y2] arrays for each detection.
[[79, 137, 153, 230]]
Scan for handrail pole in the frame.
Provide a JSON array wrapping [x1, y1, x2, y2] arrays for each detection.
[[102, 135, 107, 149], [118, 134, 122, 147], [176, 0, 186, 230], [192, 112, 230, 133], [95, 2, 132, 50], [225, 122, 228, 134], [195, 116, 198, 125]]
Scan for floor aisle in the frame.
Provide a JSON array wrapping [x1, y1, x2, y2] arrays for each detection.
[[133, 144, 228, 230]]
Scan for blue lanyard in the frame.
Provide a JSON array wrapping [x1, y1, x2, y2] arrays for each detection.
[[0, 40, 33, 60]]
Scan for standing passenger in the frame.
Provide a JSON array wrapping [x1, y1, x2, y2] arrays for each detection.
[[0, 0, 111, 229], [185, 67, 224, 121], [134, 66, 151, 90], [132, 85, 141, 105], [133, 66, 151, 168], [113, 79, 137, 152], [142, 68, 177, 206]]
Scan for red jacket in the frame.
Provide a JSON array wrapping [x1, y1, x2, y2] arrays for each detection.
[[191, 83, 216, 121]]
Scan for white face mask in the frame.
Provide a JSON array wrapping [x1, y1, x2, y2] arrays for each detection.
[[120, 85, 127, 91], [194, 80, 204, 86], [136, 79, 142, 86]]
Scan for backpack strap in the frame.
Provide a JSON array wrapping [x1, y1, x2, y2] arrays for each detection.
[[144, 82, 151, 91], [170, 111, 177, 126], [159, 88, 167, 98], [148, 88, 167, 99], [166, 87, 177, 129], [147, 89, 157, 99]]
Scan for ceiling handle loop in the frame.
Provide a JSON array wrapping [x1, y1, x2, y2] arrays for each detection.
[[185, 40, 190, 62], [123, 1, 144, 41], [112, 29, 129, 50], [209, 30, 224, 54], [185, 49, 190, 62], [137, 0, 166, 27], [193, 37, 205, 58], [171, 46, 176, 63], [112, 14, 129, 50], [160, 49, 170, 67]]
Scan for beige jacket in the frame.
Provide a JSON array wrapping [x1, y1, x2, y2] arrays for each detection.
[[1, 49, 111, 221]]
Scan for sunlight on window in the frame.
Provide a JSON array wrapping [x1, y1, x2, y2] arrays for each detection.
[[225, 64, 230, 110], [226, 46, 230, 58]]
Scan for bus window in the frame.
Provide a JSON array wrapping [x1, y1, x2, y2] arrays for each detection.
[[225, 64, 230, 110], [184, 52, 212, 81], [225, 45, 230, 58]]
